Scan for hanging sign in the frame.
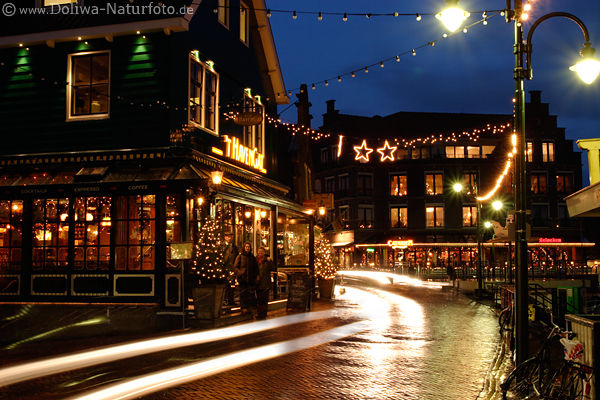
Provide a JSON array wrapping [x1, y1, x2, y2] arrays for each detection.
[[233, 111, 263, 126], [214, 135, 267, 174]]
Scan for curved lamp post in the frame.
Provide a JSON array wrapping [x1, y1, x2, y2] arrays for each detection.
[[439, 1, 599, 366]]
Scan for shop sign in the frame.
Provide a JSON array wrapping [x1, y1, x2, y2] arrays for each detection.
[[217, 135, 267, 174], [232, 111, 263, 126], [539, 238, 562, 243], [387, 239, 414, 248]]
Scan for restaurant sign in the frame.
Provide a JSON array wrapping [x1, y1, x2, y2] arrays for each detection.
[[387, 239, 414, 248], [538, 238, 562, 243], [214, 135, 267, 174]]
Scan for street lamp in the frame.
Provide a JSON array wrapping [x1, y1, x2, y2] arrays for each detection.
[[453, 182, 483, 291], [492, 200, 503, 211], [436, 0, 470, 33]]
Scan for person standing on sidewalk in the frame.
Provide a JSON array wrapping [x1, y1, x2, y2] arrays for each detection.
[[256, 247, 274, 319], [233, 241, 258, 315]]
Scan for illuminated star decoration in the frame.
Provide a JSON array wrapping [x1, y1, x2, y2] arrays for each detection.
[[377, 140, 397, 162], [354, 140, 373, 162]]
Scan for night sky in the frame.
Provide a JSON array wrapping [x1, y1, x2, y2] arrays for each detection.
[[268, 0, 600, 182]]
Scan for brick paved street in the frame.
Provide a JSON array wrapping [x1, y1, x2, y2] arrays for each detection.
[[0, 283, 501, 400]]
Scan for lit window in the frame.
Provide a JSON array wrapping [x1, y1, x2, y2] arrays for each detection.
[[67, 51, 110, 120], [425, 173, 443, 195], [390, 206, 408, 228], [482, 146, 495, 158], [462, 173, 478, 195], [189, 55, 219, 134], [426, 206, 444, 227], [530, 173, 547, 194], [542, 141, 555, 162], [526, 141, 533, 162], [217, 0, 229, 27], [462, 205, 477, 227], [467, 146, 481, 158], [0, 200, 23, 272], [445, 146, 465, 158], [32, 198, 70, 269], [390, 174, 407, 196], [556, 174, 573, 194], [114, 195, 156, 271], [240, 1, 249, 45], [358, 206, 373, 229], [242, 93, 264, 153]]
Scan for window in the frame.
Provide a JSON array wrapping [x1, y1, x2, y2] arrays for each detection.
[[526, 141, 533, 162], [462, 205, 477, 227], [67, 51, 109, 120], [189, 55, 219, 134], [0, 200, 23, 272], [412, 147, 430, 159], [166, 195, 183, 267], [531, 204, 549, 226], [390, 206, 408, 228], [446, 146, 465, 158], [217, 0, 229, 27], [467, 146, 481, 158], [530, 173, 548, 194], [73, 197, 111, 270], [338, 206, 350, 228], [462, 172, 478, 195], [114, 195, 156, 271], [239, 1, 249, 45], [542, 142, 555, 162], [242, 93, 264, 153], [557, 205, 572, 227], [325, 177, 335, 193], [556, 173, 573, 194], [425, 173, 443, 195], [320, 148, 329, 164], [32, 198, 70, 269], [396, 148, 409, 160], [358, 206, 373, 229], [390, 174, 407, 196], [426, 206, 444, 227], [339, 174, 349, 194], [358, 173, 373, 195], [482, 146, 495, 158]]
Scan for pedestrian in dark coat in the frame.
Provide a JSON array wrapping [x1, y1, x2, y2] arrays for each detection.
[[256, 247, 275, 319], [222, 234, 238, 305], [233, 241, 258, 313]]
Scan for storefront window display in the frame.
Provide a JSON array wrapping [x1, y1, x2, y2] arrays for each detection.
[[166, 195, 183, 268], [255, 208, 270, 254], [114, 195, 156, 271], [0, 200, 22, 272], [73, 196, 111, 270], [235, 204, 254, 249], [277, 214, 309, 266], [32, 198, 69, 270]]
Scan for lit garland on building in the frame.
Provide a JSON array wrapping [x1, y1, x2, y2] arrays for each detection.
[[476, 133, 517, 202]]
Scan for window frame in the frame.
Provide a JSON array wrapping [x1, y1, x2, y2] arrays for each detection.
[[66, 50, 111, 122], [530, 172, 548, 194], [556, 172, 574, 194], [324, 177, 335, 194], [239, 1, 249, 46], [357, 173, 374, 196], [526, 141, 533, 163], [542, 141, 555, 163], [425, 172, 444, 195], [217, 0, 229, 28], [462, 205, 477, 227], [357, 205, 374, 229], [241, 92, 265, 154], [338, 173, 349, 194], [390, 173, 407, 197], [390, 205, 408, 228], [425, 205, 445, 228], [188, 54, 220, 136]]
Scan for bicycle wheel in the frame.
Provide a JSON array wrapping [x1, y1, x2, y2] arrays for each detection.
[[501, 358, 541, 400], [541, 365, 584, 400]]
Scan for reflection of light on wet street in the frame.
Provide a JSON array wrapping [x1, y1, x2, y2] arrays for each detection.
[[70, 321, 369, 400], [0, 310, 341, 388]]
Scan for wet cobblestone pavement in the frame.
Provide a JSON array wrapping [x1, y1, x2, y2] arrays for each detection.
[[0, 283, 501, 400]]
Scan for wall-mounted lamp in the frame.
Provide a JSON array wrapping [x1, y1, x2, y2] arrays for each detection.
[[197, 197, 204, 206], [318, 206, 326, 216], [211, 170, 223, 186]]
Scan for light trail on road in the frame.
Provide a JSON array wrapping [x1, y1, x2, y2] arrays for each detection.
[[337, 270, 446, 288], [69, 321, 369, 400], [0, 310, 340, 388]]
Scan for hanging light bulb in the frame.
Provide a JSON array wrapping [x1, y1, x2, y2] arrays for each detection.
[[318, 12, 322, 21], [343, 13, 348, 21], [364, 66, 369, 73], [337, 76, 341, 82], [292, 11, 297, 19], [412, 49, 416, 56], [523, 3, 531, 11], [416, 13, 422, 21], [351, 71, 356, 77], [396, 55, 400, 62], [483, 18, 488, 25], [311, 83, 316, 90], [393, 12, 399, 17], [463, 27, 468, 33], [380, 61, 384, 68], [325, 80, 329, 86], [287, 90, 292, 96], [266, 9, 271, 18], [570, 43, 600, 84], [436, 0, 470, 33]]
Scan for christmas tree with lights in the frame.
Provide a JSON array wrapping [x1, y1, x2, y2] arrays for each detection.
[[193, 216, 227, 285], [314, 237, 337, 279]]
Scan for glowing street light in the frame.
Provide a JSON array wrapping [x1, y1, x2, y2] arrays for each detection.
[[569, 44, 600, 84], [436, 0, 470, 33], [492, 200, 503, 211], [452, 182, 463, 193], [483, 221, 493, 229]]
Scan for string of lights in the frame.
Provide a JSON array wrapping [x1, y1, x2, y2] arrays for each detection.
[[285, 11, 502, 96], [476, 133, 517, 202]]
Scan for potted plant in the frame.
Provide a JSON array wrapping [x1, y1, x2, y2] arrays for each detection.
[[314, 237, 337, 299], [191, 216, 229, 319]]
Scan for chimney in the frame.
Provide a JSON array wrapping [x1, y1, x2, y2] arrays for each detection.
[[529, 90, 541, 104], [295, 83, 313, 128]]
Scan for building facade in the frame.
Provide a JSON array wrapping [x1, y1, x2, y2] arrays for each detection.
[[313, 92, 590, 277], [0, 1, 313, 315]]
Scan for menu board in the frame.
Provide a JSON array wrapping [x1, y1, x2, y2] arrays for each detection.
[[285, 269, 312, 312]]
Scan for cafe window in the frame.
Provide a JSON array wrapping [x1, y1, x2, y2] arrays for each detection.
[[556, 173, 573, 194], [426, 206, 444, 227], [114, 195, 156, 271], [217, 0, 229, 27], [482, 146, 495, 158], [239, 1, 249, 45], [277, 214, 309, 266], [242, 93, 265, 154], [166, 195, 184, 268], [542, 141, 555, 162], [526, 141, 533, 162], [67, 51, 110, 120], [530, 173, 547, 194], [425, 173, 443, 195], [358, 173, 373, 195], [390, 174, 407, 196], [254, 207, 271, 253], [189, 55, 219, 134], [358, 206, 373, 229], [390, 206, 407, 228], [0, 200, 23, 271], [462, 205, 477, 227], [73, 197, 111, 270], [32, 198, 70, 269]]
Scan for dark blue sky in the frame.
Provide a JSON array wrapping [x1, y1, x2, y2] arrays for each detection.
[[268, 0, 600, 181]]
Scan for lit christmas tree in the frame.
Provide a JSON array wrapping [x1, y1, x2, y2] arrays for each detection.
[[314, 237, 337, 279], [193, 216, 227, 285]]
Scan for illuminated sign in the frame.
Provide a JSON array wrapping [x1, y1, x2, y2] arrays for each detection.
[[216, 135, 267, 173], [386, 239, 414, 248], [539, 238, 562, 243], [366, 248, 375, 253]]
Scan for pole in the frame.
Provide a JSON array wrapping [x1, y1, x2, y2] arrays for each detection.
[[513, 0, 529, 364], [476, 196, 483, 291]]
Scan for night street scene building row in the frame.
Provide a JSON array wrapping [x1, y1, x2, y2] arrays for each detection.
[[310, 92, 597, 278], [0, 0, 315, 328]]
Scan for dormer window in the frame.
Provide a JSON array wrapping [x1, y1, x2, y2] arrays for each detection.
[[67, 51, 110, 121], [189, 54, 219, 135]]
